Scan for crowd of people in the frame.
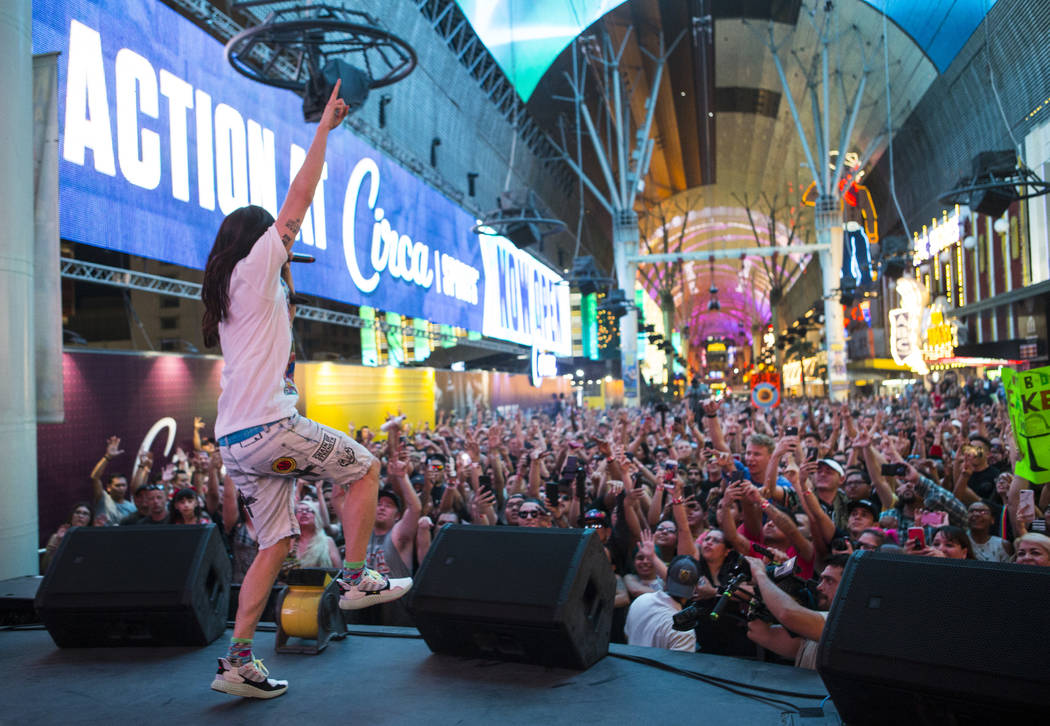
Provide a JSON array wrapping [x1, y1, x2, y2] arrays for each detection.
[[46, 372, 1050, 668]]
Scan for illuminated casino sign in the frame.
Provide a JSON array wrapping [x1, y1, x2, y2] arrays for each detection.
[[922, 301, 959, 363], [912, 207, 961, 265], [32, 0, 570, 356], [889, 278, 959, 374], [889, 277, 928, 375]]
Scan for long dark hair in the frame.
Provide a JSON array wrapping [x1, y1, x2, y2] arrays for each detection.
[[201, 205, 275, 347], [68, 501, 95, 526], [168, 488, 204, 524]]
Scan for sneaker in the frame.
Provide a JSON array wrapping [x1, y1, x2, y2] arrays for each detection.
[[210, 657, 288, 699], [337, 567, 412, 610]]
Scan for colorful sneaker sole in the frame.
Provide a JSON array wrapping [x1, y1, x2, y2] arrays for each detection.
[[338, 577, 413, 610]]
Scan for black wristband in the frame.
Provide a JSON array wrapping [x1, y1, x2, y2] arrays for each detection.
[[704, 414, 718, 419]]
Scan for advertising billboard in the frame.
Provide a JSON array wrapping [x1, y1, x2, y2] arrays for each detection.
[[32, 0, 570, 355]]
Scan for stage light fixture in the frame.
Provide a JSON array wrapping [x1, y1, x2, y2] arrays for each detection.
[[224, 5, 417, 123], [599, 289, 632, 319], [570, 256, 613, 296], [939, 150, 1048, 218], [302, 58, 371, 122], [474, 190, 566, 249]]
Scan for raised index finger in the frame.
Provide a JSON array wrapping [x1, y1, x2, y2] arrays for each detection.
[[328, 78, 342, 103]]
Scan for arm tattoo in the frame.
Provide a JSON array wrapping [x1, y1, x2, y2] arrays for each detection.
[[279, 217, 300, 249]]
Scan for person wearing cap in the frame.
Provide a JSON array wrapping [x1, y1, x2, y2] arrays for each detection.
[[365, 436, 422, 586], [132, 482, 172, 525], [624, 555, 698, 652], [344, 428, 420, 627], [811, 458, 850, 532], [583, 509, 611, 545], [846, 499, 879, 540]]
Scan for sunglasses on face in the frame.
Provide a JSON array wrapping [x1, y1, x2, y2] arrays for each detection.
[[655, 526, 676, 533], [518, 510, 543, 519]]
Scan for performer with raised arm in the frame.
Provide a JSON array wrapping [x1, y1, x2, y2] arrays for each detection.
[[202, 81, 411, 700]]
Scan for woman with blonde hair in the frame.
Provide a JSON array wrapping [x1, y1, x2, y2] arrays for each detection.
[[1014, 532, 1050, 567], [284, 498, 341, 572]]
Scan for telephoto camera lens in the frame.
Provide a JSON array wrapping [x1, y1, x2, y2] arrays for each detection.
[[672, 604, 701, 631]]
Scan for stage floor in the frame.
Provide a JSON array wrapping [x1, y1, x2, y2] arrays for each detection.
[[0, 625, 840, 725]]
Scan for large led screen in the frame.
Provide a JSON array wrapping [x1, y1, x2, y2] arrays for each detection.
[[32, 0, 571, 355], [454, 0, 628, 102]]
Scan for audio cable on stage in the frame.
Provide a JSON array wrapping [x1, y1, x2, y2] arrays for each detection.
[[608, 651, 829, 716]]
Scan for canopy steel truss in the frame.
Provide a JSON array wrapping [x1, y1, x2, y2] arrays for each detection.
[[59, 258, 524, 356]]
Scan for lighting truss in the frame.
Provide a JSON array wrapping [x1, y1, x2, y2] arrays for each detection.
[[59, 258, 524, 355]]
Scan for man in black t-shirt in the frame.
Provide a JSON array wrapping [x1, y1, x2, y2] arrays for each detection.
[[130, 484, 170, 525], [960, 435, 999, 500]]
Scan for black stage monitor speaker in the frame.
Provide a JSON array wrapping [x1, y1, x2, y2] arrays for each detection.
[[971, 149, 1015, 179], [973, 186, 1017, 218], [818, 552, 1050, 725], [36, 525, 231, 647], [970, 150, 1019, 217], [407, 525, 614, 669]]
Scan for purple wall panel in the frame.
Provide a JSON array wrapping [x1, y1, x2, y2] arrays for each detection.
[[36, 351, 224, 545], [35, 351, 570, 545]]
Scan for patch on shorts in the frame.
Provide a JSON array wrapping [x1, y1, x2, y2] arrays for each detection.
[[311, 432, 337, 463], [272, 456, 297, 473], [337, 445, 357, 467]]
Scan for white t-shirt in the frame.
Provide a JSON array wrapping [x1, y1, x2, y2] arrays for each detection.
[[970, 534, 1011, 563], [794, 611, 829, 670], [624, 590, 696, 652], [214, 224, 298, 438]]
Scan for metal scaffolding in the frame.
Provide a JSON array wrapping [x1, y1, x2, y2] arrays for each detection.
[[746, 5, 876, 401], [550, 29, 683, 406], [59, 258, 525, 356]]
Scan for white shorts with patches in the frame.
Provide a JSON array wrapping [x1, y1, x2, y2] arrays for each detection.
[[220, 413, 375, 549]]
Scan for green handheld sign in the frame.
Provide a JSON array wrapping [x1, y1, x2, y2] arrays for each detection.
[[1002, 365, 1050, 485]]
